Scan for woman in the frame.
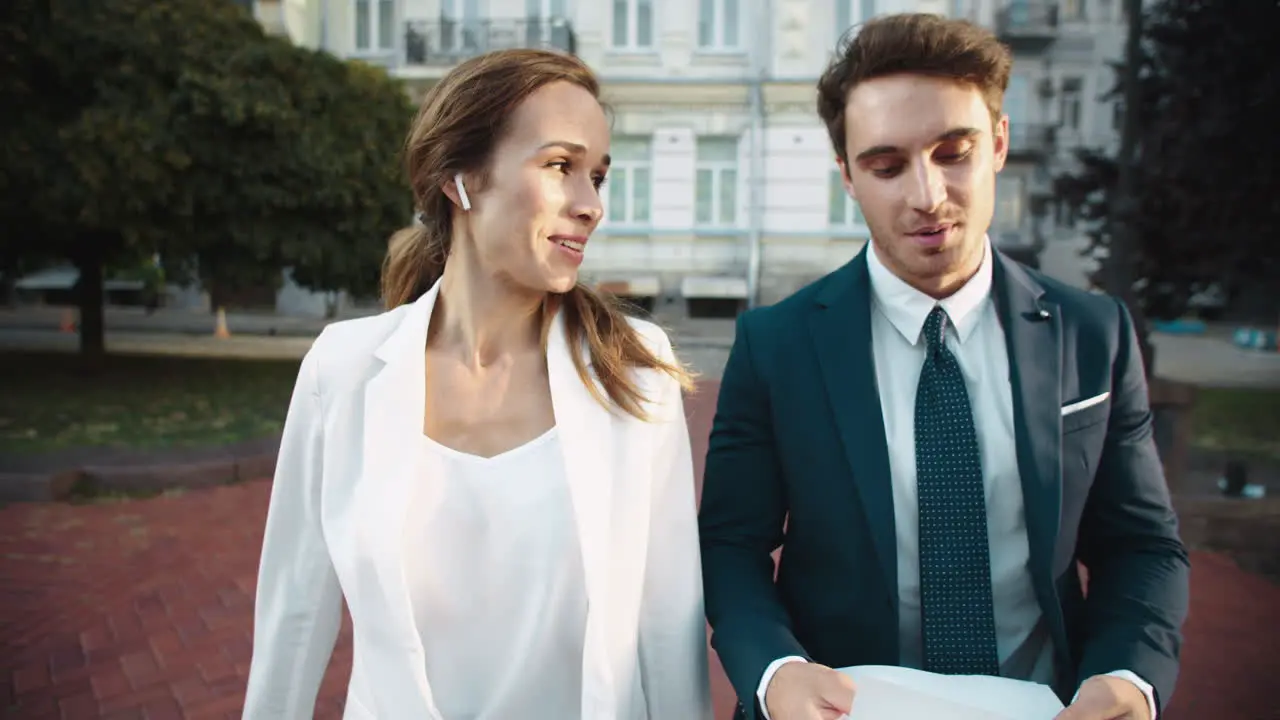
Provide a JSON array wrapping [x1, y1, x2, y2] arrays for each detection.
[[242, 48, 713, 720]]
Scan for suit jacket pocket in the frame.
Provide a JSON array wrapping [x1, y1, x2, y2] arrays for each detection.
[[1062, 397, 1110, 434]]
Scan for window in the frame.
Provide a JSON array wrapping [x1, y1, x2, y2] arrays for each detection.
[[1004, 74, 1030, 126], [994, 175, 1024, 231], [1003, 74, 1030, 151], [1059, 77, 1083, 131], [828, 169, 866, 227], [698, 0, 740, 50], [438, 0, 485, 53], [695, 137, 738, 227], [526, 0, 567, 16], [526, 0, 568, 46], [835, 0, 876, 45], [606, 137, 652, 225], [612, 0, 654, 49], [354, 0, 395, 52]]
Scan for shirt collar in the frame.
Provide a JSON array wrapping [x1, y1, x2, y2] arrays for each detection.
[[866, 236, 994, 346]]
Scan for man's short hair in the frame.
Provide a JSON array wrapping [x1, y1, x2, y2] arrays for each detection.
[[817, 13, 1013, 164]]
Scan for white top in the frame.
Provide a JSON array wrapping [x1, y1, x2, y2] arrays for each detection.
[[405, 427, 588, 720]]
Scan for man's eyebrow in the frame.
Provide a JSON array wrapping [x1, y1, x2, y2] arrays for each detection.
[[537, 140, 610, 167], [853, 127, 982, 162]]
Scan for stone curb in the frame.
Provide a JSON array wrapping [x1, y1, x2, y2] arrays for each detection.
[[0, 440, 280, 504]]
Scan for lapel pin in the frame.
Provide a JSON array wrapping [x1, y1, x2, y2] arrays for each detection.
[[1037, 309, 1050, 319]]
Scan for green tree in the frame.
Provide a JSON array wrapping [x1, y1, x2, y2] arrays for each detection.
[[277, 59, 416, 304], [0, 0, 414, 358], [1053, 0, 1280, 328]]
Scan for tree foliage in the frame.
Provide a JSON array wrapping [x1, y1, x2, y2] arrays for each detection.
[[1053, 0, 1280, 322], [0, 0, 414, 354]]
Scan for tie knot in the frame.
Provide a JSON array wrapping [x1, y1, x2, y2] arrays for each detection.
[[922, 306, 950, 352]]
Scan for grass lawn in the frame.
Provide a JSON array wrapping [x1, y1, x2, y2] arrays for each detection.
[[1190, 387, 1280, 462], [0, 351, 299, 455]]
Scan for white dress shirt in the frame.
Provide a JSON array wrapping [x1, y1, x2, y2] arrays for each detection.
[[405, 428, 588, 720], [756, 240, 1156, 719]]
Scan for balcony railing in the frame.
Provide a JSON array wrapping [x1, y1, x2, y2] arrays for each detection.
[[1007, 123, 1056, 157], [404, 17, 577, 67], [996, 2, 1059, 49]]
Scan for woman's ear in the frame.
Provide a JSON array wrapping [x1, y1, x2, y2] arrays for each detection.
[[441, 173, 472, 211]]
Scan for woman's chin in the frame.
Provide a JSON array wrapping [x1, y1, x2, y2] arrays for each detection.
[[544, 271, 580, 295]]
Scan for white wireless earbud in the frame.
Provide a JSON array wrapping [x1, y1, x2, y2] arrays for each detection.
[[454, 173, 471, 211]]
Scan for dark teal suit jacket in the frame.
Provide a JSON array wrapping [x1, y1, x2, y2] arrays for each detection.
[[698, 247, 1190, 720]]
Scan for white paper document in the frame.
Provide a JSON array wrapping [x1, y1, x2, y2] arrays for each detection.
[[834, 665, 1065, 720]]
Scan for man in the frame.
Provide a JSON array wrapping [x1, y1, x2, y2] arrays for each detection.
[[698, 13, 1189, 720]]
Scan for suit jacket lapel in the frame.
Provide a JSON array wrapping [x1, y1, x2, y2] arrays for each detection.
[[360, 283, 443, 718], [991, 253, 1062, 590], [809, 248, 898, 617], [546, 309, 617, 711]]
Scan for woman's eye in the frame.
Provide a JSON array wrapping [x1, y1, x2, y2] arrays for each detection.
[[548, 159, 605, 189]]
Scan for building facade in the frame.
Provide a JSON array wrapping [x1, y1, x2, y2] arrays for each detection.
[[297, 0, 1129, 310]]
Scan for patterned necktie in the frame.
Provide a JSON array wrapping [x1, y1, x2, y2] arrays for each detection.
[[915, 305, 1000, 676]]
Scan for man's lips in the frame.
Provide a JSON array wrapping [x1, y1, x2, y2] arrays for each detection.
[[908, 223, 956, 235], [906, 223, 958, 249]]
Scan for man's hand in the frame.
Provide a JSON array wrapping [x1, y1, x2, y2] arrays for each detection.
[[763, 662, 856, 720], [1055, 675, 1153, 720]]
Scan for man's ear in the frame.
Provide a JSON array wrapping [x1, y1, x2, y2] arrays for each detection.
[[992, 115, 1010, 173], [836, 156, 857, 202]]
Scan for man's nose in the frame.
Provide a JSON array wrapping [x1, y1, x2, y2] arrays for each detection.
[[907, 161, 947, 214]]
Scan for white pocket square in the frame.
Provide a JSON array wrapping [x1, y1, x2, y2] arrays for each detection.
[[1061, 392, 1110, 416]]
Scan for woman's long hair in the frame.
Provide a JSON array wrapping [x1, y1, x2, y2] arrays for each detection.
[[382, 49, 693, 420]]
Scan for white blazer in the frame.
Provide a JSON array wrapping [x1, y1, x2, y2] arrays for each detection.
[[242, 281, 713, 720]]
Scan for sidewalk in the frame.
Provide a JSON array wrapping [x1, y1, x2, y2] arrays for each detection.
[[1, 306, 1277, 388], [0, 328, 317, 361], [0, 304, 740, 345], [0, 383, 1275, 719], [0, 328, 737, 382], [0, 305, 364, 338], [1149, 332, 1280, 388]]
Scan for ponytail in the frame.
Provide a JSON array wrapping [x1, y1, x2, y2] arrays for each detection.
[[381, 214, 450, 309]]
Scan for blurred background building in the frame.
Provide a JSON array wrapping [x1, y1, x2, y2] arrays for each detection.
[[298, 0, 1132, 312], [20, 0, 1132, 317]]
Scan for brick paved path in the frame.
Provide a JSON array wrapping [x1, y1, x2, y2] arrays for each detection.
[[2, 383, 1277, 719]]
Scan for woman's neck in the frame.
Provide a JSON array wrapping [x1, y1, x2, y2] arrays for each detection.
[[430, 246, 544, 370]]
